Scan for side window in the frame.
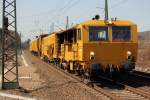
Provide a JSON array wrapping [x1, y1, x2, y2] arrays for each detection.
[[77, 29, 81, 40]]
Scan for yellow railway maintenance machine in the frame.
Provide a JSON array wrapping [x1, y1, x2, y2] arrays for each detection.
[[56, 18, 138, 77], [30, 0, 138, 81], [30, 18, 138, 80]]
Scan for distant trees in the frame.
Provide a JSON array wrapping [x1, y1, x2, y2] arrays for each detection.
[[21, 39, 31, 49]]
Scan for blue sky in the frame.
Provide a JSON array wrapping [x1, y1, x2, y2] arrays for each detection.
[[0, 0, 150, 41]]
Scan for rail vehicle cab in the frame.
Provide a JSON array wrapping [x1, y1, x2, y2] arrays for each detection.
[[80, 19, 138, 75], [57, 19, 138, 75]]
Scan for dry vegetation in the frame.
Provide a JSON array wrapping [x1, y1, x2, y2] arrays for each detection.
[[137, 31, 150, 70], [0, 28, 21, 49]]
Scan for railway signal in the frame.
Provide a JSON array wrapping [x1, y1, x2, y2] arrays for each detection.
[[0, 0, 19, 89]]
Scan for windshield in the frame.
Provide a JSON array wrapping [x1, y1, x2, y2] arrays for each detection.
[[112, 26, 131, 42], [89, 26, 108, 41]]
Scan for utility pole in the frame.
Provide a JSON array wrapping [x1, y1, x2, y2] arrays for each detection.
[[20, 33, 22, 55], [105, 0, 109, 20], [1, 0, 19, 89], [50, 23, 54, 33], [66, 16, 69, 30]]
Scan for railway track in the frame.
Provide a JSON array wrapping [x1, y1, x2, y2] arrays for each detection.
[[29, 52, 150, 100], [130, 70, 150, 79], [47, 63, 121, 100], [111, 82, 150, 100], [108, 87, 149, 100], [44, 62, 150, 100], [97, 75, 150, 100], [127, 71, 150, 93], [25, 52, 118, 100]]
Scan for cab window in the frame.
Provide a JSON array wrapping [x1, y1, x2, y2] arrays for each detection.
[[112, 26, 131, 42], [89, 26, 108, 41]]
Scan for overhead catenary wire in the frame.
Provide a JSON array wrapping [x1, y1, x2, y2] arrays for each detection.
[[96, 0, 129, 11], [22, 0, 128, 32], [96, 0, 129, 20], [17, 0, 75, 21], [19, 0, 81, 34], [22, 0, 77, 35], [49, 0, 80, 21], [58, 0, 75, 13], [110, 0, 129, 9], [61, 0, 80, 14], [24, 0, 134, 40], [42, 0, 81, 32]]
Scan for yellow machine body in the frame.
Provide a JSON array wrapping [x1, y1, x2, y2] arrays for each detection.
[[31, 19, 138, 73], [30, 39, 38, 53]]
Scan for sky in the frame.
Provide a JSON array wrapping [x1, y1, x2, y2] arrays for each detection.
[[0, 0, 150, 41]]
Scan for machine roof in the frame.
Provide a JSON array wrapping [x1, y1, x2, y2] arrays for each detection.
[[79, 19, 136, 26]]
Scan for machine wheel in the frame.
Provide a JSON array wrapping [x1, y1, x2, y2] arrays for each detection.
[[69, 62, 74, 73], [81, 69, 94, 87], [74, 64, 82, 76]]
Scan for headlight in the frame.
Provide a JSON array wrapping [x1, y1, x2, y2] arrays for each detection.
[[90, 52, 95, 56], [127, 51, 132, 60], [108, 20, 112, 24], [127, 51, 132, 56], [90, 52, 95, 60]]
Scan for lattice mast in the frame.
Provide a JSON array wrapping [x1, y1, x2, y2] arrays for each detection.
[[1, 0, 19, 89]]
